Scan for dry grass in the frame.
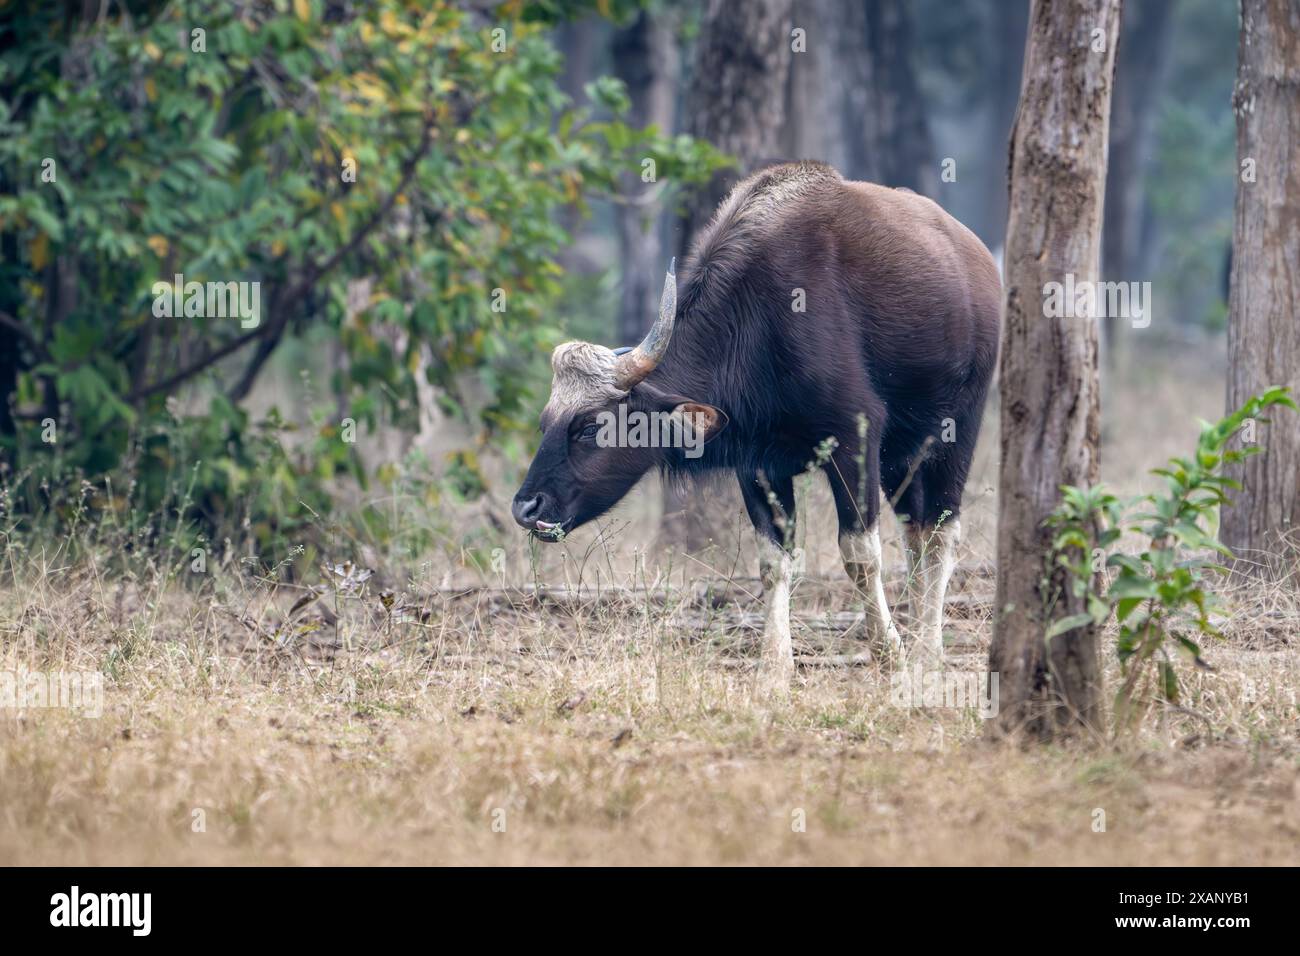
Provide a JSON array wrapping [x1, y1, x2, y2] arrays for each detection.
[[1, 542, 1296, 866], [1, 344, 1297, 866]]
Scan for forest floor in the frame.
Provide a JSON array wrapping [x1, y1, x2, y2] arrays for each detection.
[[1, 343, 1297, 865], [0, 545, 1296, 866]]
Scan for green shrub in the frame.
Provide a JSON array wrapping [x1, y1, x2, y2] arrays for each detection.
[[1046, 387, 1296, 728]]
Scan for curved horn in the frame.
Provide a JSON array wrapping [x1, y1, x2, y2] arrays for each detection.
[[613, 258, 676, 390]]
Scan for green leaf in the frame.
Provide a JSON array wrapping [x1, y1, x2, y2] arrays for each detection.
[[1107, 574, 1159, 600], [1158, 661, 1179, 702], [1046, 613, 1094, 640], [1115, 596, 1143, 622]]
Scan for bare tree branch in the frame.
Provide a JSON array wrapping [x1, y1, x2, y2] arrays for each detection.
[[226, 118, 435, 403], [129, 118, 436, 405], [0, 311, 46, 359], [128, 324, 266, 402]]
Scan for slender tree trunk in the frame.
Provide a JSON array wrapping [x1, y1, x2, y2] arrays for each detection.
[[866, 0, 936, 194], [1222, 0, 1300, 569], [796, 0, 932, 192], [613, 9, 678, 345], [1101, 0, 1174, 361], [554, 15, 604, 275], [675, 0, 794, 252], [834, 0, 884, 182], [664, 0, 794, 551], [0, 231, 20, 446], [0, 12, 17, 445], [990, 0, 1121, 741], [782, 0, 836, 162], [970, 1, 1030, 250]]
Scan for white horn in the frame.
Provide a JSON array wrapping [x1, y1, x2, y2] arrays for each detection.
[[613, 258, 676, 390]]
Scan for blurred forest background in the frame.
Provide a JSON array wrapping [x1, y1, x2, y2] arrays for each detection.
[[0, 0, 1239, 576]]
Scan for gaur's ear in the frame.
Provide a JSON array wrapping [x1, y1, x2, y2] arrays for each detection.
[[670, 402, 728, 444], [633, 383, 729, 443]]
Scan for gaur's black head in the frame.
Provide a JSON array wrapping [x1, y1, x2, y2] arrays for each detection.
[[511, 263, 726, 540]]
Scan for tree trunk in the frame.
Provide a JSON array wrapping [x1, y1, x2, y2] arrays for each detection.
[[990, 0, 1121, 741], [781, 0, 837, 162], [554, 15, 605, 276], [663, 0, 794, 552], [1101, 0, 1174, 361], [675, 0, 794, 252], [1222, 0, 1300, 570], [789, 0, 933, 193], [969, 1, 1030, 250], [0, 228, 20, 446], [865, 0, 936, 194], [833, 0, 884, 182], [613, 9, 678, 346]]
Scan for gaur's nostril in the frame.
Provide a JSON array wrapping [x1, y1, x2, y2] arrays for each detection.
[[512, 493, 546, 528]]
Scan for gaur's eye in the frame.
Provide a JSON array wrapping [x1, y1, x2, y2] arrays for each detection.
[[577, 422, 600, 441]]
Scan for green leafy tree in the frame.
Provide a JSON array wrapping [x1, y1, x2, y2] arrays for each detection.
[[0, 0, 724, 547]]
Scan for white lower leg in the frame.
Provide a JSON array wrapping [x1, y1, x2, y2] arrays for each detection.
[[904, 522, 926, 631], [906, 519, 960, 664], [840, 527, 902, 658], [756, 536, 794, 687]]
